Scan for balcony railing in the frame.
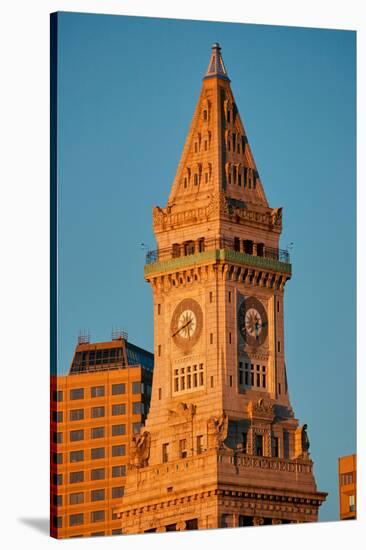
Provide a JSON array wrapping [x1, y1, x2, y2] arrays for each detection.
[[146, 237, 290, 265]]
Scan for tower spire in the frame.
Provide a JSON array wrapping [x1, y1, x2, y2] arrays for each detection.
[[204, 42, 230, 80]]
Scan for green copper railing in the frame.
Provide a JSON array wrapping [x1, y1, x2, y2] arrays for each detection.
[[144, 248, 291, 276]]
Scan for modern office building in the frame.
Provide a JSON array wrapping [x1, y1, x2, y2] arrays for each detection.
[[50, 334, 153, 538], [115, 43, 327, 533], [338, 454, 357, 520]]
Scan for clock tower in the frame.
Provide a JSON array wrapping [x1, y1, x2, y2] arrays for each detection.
[[115, 43, 326, 532]]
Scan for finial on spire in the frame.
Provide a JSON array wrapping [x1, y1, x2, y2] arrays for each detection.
[[204, 42, 230, 81]]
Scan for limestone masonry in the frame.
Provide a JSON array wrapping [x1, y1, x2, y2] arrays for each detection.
[[115, 43, 327, 533]]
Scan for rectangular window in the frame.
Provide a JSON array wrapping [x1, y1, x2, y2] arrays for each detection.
[[277, 300, 280, 313], [209, 291, 213, 303], [132, 402, 142, 415], [91, 510, 105, 523], [70, 388, 84, 400], [242, 432, 247, 453], [52, 411, 63, 423], [91, 447, 105, 460], [70, 429, 84, 442], [132, 381, 141, 394], [255, 434, 263, 456], [69, 492, 84, 505], [91, 406, 105, 418], [53, 453, 62, 464], [112, 465, 126, 478], [91, 426, 105, 439], [53, 516, 62, 528], [197, 435, 203, 455], [158, 388, 162, 400], [70, 450, 84, 463], [91, 386, 105, 398], [211, 376, 214, 388], [112, 404, 126, 416], [91, 468, 105, 481], [234, 237, 240, 251], [162, 443, 169, 463], [69, 471, 84, 484], [158, 345, 161, 356], [272, 436, 279, 458], [53, 390, 63, 402], [91, 489, 105, 502], [112, 445, 126, 457], [229, 332, 232, 344], [112, 529, 123, 535], [210, 333, 213, 344], [112, 486, 124, 499], [53, 494, 62, 506], [229, 375, 233, 387], [112, 424, 126, 436], [157, 303, 161, 315], [69, 513, 83, 526], [179, 439, 187, 458], [278, 341, 281, 352], [53, 432, 63, 444], [53, 473, 63, 486], [69, 409, 84, 421], [349, 494, 356, 512], [112, 383, 125, 395]]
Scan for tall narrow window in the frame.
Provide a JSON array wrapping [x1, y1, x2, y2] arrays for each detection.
[[277, 300, 280, 313], [197, 435, 203, 454], [209, 291, 213, 303], [229, 375, 233, 387], [278, 341, 281, 352], [157, 304, 161, 315], [179, 439, 187, 459], [228, 291, 232, 302], [210, 333, 213, 344], [162, 443, 169, 463], [158, 345, 161, 357], [242, 432, 247, 453], [158, 388, 162, 400], [210, 376, 214, 388], [198, 238, 205, 252], [255, 434, 263, 456], [203, 109, 208, 120], [194, 173, 198, 185], [229, 332, 232, 344], [272, 436, 279, 458]]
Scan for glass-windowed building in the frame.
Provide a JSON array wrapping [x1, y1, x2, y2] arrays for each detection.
[[50, 336, 153, 538]]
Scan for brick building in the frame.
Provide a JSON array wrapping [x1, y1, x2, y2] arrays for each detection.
[[50, 335, 153, 538]]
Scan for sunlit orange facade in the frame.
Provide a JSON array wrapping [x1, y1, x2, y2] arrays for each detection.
[[338, 454, 357, 520], [50, 337, 153, 538]]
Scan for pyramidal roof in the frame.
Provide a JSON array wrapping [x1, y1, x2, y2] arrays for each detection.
[[167, 43, 269, 210]]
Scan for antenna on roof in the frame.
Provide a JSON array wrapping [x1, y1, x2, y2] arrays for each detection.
[[112, 327, 128, 341], [78, 329, 90, 345]]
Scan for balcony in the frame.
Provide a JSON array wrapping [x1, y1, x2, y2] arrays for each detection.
[[144, 237, 291, 277]]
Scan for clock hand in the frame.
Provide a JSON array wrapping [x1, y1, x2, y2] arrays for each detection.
[[172, 319, 192, 338]]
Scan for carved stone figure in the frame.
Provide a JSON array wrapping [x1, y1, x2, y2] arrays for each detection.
[[207, 412, 229, 449], [130, 430, 151, 468], [271, 207, 283, 225], [301, 424, 310, 452], [168, 402, 196, 423]]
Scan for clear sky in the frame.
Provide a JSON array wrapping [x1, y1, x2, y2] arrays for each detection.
[[56, 12, 356, 523]]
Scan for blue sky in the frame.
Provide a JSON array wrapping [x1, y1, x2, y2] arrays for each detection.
[[56, 12, 356, 523]]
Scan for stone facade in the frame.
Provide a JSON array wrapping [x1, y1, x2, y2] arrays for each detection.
[[115, 43, 326, 533]]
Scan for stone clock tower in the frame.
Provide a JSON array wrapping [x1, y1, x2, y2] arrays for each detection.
[[115, 44, 326, 532]]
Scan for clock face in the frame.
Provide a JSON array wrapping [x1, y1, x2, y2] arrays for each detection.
[[238, 297, 268, 347], [171, 298, 203, 352]]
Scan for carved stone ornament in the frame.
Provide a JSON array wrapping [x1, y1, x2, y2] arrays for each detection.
[[271, 207, 283, 226], [168, 402, 196, 423], [207, 412, 229, 448], [129, 430, 151, 468], [247, 398, 275, 421]]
